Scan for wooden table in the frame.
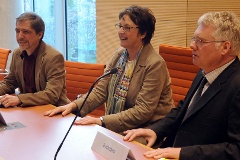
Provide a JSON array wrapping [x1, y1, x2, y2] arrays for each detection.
[[0, 105, 154, 160]]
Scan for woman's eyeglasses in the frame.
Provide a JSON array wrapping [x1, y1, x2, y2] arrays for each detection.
[[115, 24, 139, 32]]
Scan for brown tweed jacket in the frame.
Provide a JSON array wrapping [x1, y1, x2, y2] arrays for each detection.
[[0, 41, 70, 106], [75, 43, 174, 133]]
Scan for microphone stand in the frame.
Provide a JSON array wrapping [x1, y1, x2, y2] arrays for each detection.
[[54, 68, 118, 160]]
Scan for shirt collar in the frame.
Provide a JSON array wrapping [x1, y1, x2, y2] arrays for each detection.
[[203, 59, 235, 84], [20, 41, 41, 59]]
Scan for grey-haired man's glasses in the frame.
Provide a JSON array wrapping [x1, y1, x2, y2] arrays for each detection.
[[191, 37, 226, 46]]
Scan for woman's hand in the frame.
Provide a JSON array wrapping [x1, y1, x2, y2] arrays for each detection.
[[74, 116, 101, 126], [44, 102, 77, 117]]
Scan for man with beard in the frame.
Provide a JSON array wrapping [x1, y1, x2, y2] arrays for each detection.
[[0, 12, 70, 108]]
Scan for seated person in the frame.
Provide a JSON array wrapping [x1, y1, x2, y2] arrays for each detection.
[[123, 11, 240, 160], [45, 5, 174, 138], [0, 12, 70, 107]]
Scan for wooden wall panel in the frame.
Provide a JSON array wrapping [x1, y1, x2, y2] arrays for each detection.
[[96, 0, 240, 64]]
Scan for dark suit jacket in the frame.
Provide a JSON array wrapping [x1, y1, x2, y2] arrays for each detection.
[[151, 58, 240, 159]]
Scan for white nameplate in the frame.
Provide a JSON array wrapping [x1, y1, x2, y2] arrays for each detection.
[[91, 131, 135, 160]]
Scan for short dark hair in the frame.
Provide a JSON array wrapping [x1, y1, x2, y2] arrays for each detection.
[[119, 5, 156, 45], [16, 12, 45, 40]]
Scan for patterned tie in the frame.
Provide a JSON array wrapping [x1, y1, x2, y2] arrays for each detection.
[[185, 77, 208, 116]]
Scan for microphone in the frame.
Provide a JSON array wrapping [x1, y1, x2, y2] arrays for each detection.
[[54, 67, 118, 160]]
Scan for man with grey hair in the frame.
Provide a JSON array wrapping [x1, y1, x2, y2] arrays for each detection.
[[0, 12, 70, 107], [123, 11, 240, 159]]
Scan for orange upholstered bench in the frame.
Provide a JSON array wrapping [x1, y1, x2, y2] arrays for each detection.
[[0, 48, 11, 81], [65, 61, 106, 117], [159, 44, 199, 107]]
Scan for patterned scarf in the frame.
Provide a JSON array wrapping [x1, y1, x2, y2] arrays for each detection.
[[106, 47, 143, 114]]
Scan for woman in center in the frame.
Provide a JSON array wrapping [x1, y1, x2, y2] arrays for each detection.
[[45, 5, 174, 141]]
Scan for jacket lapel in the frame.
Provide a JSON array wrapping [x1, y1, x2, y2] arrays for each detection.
[[181, 58, 240, 123], [16, 50, 26, 92], [35, 42, 46, 91], [133, 43, 153, 74], [182, 82, 221, 122]]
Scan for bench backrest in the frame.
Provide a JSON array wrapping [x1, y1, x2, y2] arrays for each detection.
[[65, 61, 106, 117], [159, 44, 199, 106], [65, 60, 106, 101], [0, 48, 11, 81]]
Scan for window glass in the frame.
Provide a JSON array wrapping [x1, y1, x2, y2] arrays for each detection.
[[66, 0, 96, 63], [24, 0, 33, 11], [24, 0, 55, 47], [24, 0, 96, 63]]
